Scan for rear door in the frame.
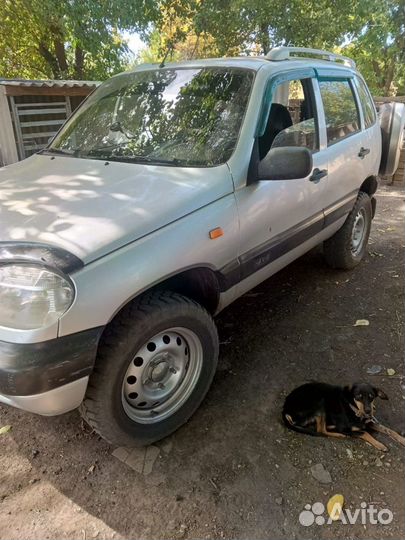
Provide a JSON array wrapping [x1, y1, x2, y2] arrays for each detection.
[[353, 75, 381, 177], [315, 75, 365, 225]]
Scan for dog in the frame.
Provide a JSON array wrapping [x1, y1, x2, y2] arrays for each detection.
[[282, 382, 405, 452]]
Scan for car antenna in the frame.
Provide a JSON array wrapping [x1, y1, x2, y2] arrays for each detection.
[[159, 41, 174, 68]]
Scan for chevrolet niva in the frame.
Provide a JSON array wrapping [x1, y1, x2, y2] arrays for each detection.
[[1, 47, 404, 445]]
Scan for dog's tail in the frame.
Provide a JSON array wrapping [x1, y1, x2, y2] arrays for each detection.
[[282, 412, 319, 437]]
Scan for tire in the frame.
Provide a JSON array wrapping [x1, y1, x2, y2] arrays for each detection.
[[379, 102, 405, 176], [80, 291, 219, 446], [324, 191, 372, 270]]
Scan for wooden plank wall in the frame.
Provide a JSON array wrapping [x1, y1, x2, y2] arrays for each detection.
[[0, 86, 19, 166]]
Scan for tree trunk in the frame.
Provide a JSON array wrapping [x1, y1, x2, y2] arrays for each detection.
[[384, 61, 395, 96], [38, 42, 61, 78], [53, 36, 68, 76], [259, 23, 271, 55], [374, 61, 385, 93], [74, 46, 85, 79]]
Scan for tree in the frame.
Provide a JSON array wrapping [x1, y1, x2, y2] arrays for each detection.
[[342, 0, 405, 95], [0, 0, 158, 80], [145, 0, 370, 59], [138, 0, 232, 63], [1, 0, 403, 95], [141, 0, 404, 96]]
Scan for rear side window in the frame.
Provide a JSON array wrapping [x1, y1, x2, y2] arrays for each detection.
[[355, 77, 376, 128], [319, 79, 360, 145]]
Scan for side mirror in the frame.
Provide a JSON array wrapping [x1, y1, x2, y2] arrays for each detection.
[[258, 146, 313, 181]]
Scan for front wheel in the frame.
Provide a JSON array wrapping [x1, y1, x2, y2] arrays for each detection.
[[80, 291, 218, 446], [323, 191, 372, 270]]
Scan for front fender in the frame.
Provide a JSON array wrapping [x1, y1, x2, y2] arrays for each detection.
[[58, 194, 239, 337]]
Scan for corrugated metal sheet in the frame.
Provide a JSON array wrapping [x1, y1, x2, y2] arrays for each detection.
[[0, 78, 100, 88]]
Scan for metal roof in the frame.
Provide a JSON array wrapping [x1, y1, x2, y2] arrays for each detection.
[[0, 79, 100, 88]]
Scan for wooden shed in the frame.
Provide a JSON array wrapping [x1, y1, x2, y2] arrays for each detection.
[[0, 79, 100, 167]]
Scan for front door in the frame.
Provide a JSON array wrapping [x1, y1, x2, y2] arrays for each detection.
[[233, 74, 328, 290]]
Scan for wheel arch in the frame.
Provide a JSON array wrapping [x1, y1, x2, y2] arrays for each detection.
[[105, 266, 221, 329], [359, 175, 378, 196]]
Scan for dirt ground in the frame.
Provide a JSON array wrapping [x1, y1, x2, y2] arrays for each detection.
[[0, 183, 404, 540]]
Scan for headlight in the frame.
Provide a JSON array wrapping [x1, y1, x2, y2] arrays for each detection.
[[0, 264, 74, 330]]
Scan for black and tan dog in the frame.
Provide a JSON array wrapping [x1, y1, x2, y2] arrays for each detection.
[[282, 382, 405, 452]]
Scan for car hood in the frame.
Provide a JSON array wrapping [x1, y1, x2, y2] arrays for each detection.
[[0, 154, 233, 264]]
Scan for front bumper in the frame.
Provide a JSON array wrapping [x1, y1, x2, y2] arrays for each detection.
[[0, 327, 103, 415], [0, 377, 89, 415]]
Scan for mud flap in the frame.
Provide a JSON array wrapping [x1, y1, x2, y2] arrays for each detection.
[[371, 196, 377, 218]]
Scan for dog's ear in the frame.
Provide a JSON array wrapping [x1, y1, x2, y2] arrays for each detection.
[[374, 387, 388, 400], [343, 385, 352, 394]]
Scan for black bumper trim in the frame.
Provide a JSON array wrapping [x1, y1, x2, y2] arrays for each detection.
[[0, 327, 104, 396], [0, 242, 83, 274]]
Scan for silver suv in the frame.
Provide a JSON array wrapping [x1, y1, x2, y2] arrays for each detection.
[[1, 47, 404, 445]]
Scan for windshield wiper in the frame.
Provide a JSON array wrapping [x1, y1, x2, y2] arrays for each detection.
[[105, 154, 182, 166], [41, 147, 80, 157], [84, 147, 182, 166]]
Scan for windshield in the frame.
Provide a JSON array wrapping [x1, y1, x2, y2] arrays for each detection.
[[49, 67, 254, 167]]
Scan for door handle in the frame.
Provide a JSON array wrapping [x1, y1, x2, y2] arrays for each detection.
[[358, 147, 370, 158], [309, 168, 327, 183]]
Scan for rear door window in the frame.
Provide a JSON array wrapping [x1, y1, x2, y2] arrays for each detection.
[[355, 77, 377, 128], [319, 79, 360, 145]]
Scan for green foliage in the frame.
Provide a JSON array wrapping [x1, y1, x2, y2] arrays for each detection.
[[145, 0, 371, 59], [0, 0, 158, 80], [341, 0, 405, 95], [0, 0, 403, 96], [144, 0, 404, 96]]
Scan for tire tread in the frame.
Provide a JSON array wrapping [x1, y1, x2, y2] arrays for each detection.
[[80, 290, 218, 446], [324, 191, 372, 270]]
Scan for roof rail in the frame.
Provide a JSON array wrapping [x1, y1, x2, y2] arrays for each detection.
[[266, 46, 356, 69]]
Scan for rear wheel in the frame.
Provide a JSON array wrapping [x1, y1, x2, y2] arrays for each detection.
[[81, 291, 218, 446], [324, 191, 372, 270]]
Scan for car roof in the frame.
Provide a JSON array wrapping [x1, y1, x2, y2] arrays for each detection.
[[128, 56, 358, 76]]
